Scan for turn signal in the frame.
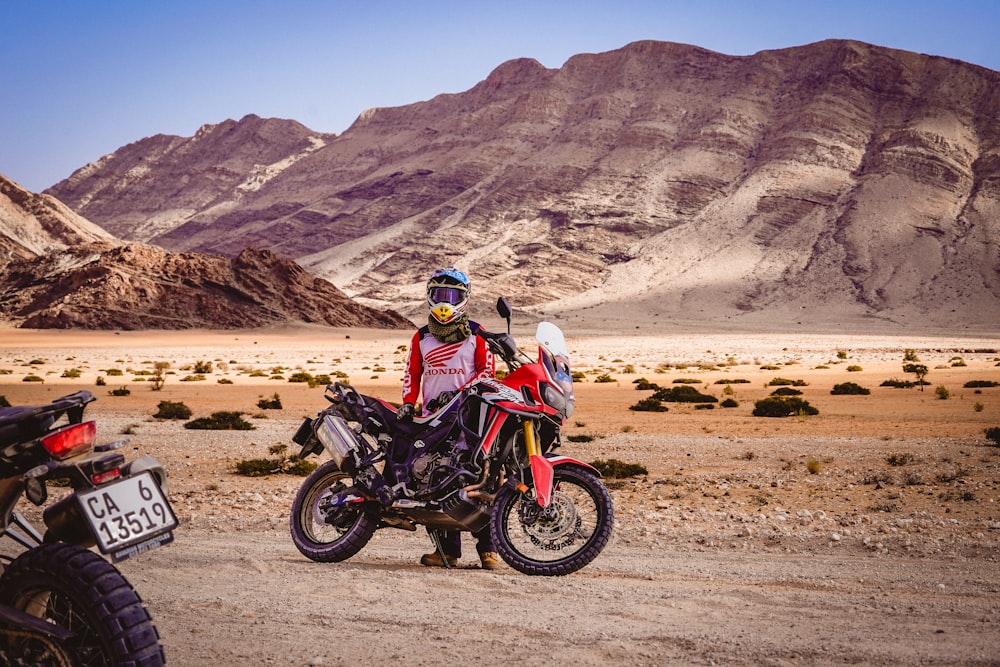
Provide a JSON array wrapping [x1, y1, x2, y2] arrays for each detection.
[[40, 421, 97, 460]]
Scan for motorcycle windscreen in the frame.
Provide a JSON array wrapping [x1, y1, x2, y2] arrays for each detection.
[[536, 322, 573, 385], [535, 322, 568, 361]]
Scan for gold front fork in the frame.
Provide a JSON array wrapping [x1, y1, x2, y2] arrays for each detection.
[[523, 420, 540, 458]]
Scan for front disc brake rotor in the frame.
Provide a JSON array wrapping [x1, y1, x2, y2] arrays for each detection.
[[521, 490, 580, 549]]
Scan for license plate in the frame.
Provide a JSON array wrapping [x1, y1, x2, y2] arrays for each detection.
[[77, 471, 178, 559]]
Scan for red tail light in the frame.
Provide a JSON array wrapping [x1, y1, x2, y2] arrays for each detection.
[[40, 421, 97, 459]]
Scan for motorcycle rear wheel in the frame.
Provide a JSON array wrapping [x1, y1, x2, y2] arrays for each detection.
[[290, 460, 378, 562], [492, 464, 614, 576], [0, 542, 164, 667]]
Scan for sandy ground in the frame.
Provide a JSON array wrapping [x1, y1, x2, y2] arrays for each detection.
[[1, 324, 1000, 666]]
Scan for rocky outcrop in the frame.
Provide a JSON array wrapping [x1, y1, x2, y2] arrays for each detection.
[[1, 174, 117, 262], [46, 40, 1000, 330], [0, 243, 411, 330]]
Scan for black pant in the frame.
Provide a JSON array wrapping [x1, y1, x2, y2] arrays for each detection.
[[439, 526, 493, 558]]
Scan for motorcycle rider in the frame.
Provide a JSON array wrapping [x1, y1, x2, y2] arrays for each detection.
[[398, 267, 500, 570]]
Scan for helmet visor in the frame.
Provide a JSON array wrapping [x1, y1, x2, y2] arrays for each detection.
[[428, 286, 467, 306]]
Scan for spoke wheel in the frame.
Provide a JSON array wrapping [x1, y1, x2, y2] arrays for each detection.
[[492, 465, 614, 576], [0, 542, 164, 667], [290, 460, 378, 562]]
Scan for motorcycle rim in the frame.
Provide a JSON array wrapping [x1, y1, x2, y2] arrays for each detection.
[[289, 460, 378, 562], [0, 542, 164, 667], [492, 465, 614, 576]]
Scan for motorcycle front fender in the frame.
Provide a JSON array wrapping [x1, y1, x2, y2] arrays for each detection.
[[529, 454, 601, 508]]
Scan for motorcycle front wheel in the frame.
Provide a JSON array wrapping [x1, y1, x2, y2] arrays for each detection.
[[492, 464, 614, 576], [0, 541, 164, 667], [289, 460, 378, 562]]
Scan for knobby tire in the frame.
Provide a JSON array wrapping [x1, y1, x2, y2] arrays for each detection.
[[0, 542, 164, 667]]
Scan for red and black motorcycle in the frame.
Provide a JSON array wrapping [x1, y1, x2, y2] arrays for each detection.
[[290, 299, 613, 576]]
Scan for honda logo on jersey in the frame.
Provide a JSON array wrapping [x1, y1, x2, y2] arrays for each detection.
[[423, 342, 464, 368]]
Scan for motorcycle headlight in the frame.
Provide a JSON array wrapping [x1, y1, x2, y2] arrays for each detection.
[[542, 383, 567, 416]]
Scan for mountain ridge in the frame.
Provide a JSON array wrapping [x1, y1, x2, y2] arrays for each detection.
[[43, 39, 1000, 332]]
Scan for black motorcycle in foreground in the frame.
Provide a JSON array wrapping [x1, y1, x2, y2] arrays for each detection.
[[0, 390, 177, 666], [290, 299, 613, 576]]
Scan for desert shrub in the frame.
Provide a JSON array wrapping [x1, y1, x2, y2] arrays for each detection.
[[234, 456, 316, 477], [288, 371, 313, 384], [109, 387, 130, 396], [257, 393, 283, 410], [567, 434, 595, 443], [694, 403, 714, 410], [105, 368, 124, 376], [0, 396, 9, 408], [22, 375, 44, 383], [652, 385, 717, 403], [935, 385, 950, 400], [180, 374, 206, 382], [985, 427, 1000, 447], [95, 377, 106, 386], [672, 378, 702, 384], [720, 398, 739, 408], [869, 501, 900, 513], [61, 368, 82, 378], [831, 382, 870, 395], [846, 365, 863, 372], [768, 377, 808, 387], [881, 378, 915, 388], [184, 411, 255, 430], [571, 371, 586, 381], [752, 396, 818, 417], [714, 378, 750, 385], [770, 387, 802, 396], [593, 373, 616, 383], [153, 401, 192, 420], [312, 374, 332, 386], [633, 378, 659, 390], [217, 378, 234, 384], [886, 452, 916, 466], [965, 380, 999, 388], [589, 458, 648, 478], [193, 360, 213, 374], [806, 459, 821, 474], [630, 397, 668, 412]]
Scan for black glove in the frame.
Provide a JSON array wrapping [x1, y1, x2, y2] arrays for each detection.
[[426, 390, 457, 413], [397, 402, 415, 421]]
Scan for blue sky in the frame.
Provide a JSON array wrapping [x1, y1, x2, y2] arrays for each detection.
[[2, 0, 998, 192]]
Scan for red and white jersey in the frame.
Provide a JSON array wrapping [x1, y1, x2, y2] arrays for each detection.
[[402, 322, 494, 410]]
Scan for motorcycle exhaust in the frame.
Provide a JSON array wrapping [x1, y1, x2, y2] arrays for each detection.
[[315, 414, 362, 471], [441, 489, 490, 532]]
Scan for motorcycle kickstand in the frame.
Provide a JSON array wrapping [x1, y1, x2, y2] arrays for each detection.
[[427, 528, 453, 570]]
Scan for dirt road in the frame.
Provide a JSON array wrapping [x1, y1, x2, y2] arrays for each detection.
[[118, 523, 998, 666]]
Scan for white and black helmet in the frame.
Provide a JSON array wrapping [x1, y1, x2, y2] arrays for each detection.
[[426, 267, 470, 324]]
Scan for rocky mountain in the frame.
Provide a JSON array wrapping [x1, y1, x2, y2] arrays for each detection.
[[0, 174, 409, 330], [1, 174, 117, 262], [46, 40, 1000, 331], [0, 243, 411, 330]]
